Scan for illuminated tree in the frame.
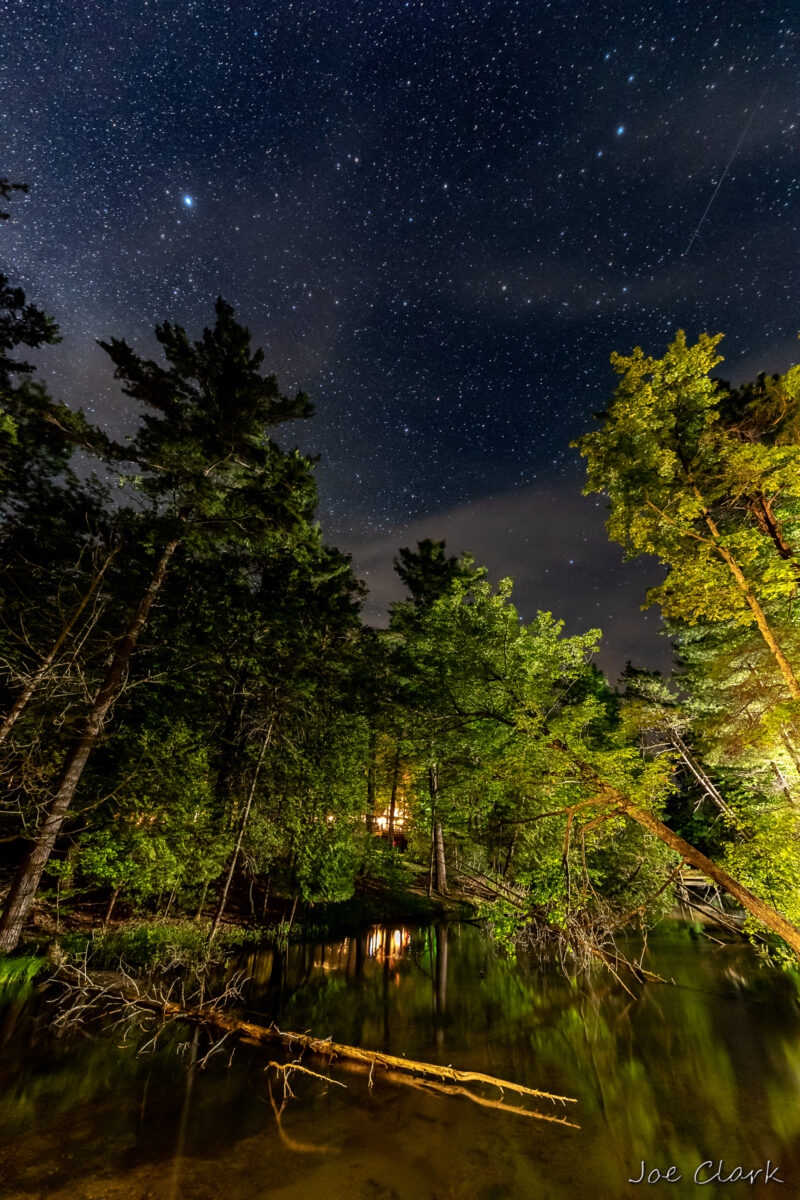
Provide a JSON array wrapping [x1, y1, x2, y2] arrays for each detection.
[[575, 331, 800, 699]]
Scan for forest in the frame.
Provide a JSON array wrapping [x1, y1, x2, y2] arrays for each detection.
[[2, 181, 800, 973]]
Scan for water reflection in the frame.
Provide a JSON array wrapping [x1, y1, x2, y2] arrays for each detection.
[[366, 925, 412, 960], [3, 923, 800, 1199]]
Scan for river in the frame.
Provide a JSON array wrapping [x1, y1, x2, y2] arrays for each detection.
[[2, 921, 800, 1199]]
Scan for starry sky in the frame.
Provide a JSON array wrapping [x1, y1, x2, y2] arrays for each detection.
[[3, 0, 798, 677]]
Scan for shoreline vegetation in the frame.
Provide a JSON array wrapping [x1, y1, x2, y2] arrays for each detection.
[[0, 881, 747, 987], [2, 186, 800, 975], [29, 893, 471, 970]]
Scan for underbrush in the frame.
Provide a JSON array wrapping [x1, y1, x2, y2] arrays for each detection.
[[60, 921, 260, 972], [0, 954, 47, 998], [20, 865, 468, 975], [55, 892, 454, 971]]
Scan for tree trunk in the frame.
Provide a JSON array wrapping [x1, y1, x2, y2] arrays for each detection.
[[695, 489, 800, 699], [0, 538, 181, 954], [503, 831, 517, 877], [429, 762, 447, 894], [434, 822, 448, 895], [208, 722, 272, 944], [603, 781, 800, 959], [668, 729, 736, 818], [750, 494, 798, 569], [365, 730, 377, 834], [779, 729, 800, 781], [96, 986, 577, 1122], [0, 548, 116, 746], [261, 873, 270, 923], [214, 663, 250, 815], [193, 879, 210, 923], [769, 760, 795, 806], [545, 739, 800, 961], [103, 886, 120, 929], [387, 747, 400, 846]]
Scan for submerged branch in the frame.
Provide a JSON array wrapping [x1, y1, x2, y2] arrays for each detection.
[[401, 1074, 578, 1126], [51, 970, 579, 1127]]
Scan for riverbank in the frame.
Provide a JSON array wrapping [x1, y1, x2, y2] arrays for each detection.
[[1, 873, 478, 974], [0, 851, 755, 982], [3, 918, 800, 1200]]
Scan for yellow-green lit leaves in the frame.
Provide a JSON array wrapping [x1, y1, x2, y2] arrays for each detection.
[[393, 574, 678, 932], [575, 331, 800, 695], [724, 802, 800, 933], [578, 331, 725, 525]]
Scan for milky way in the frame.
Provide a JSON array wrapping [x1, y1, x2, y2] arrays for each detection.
[[2, 1, 798, 674]]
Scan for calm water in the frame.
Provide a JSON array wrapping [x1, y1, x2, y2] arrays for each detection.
[[2, 922, 800, 1199]]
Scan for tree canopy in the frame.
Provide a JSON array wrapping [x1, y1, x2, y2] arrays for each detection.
[[0, 255, 799, 971]]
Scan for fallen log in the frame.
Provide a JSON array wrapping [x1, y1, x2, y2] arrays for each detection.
[[607, 786, 800, 959], [78, 981, 579, 1128], [546, 740, 800, 962]]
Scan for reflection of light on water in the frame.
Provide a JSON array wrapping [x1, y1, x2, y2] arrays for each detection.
[[366, 926, 411, 961], [313, 937, 351, 971]]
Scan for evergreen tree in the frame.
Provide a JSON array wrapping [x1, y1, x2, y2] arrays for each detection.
[[0, 298, 317, 951], [393, 538, 481, 609]]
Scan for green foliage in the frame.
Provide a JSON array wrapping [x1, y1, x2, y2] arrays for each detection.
[[5, 259, 800, 972], [0, 955, 46, 995], [100, 296, 317, 548], [575, 331, 800, 633], [292, 810, 362, 903], [72, 921, 257, 971], [723, 804, 800, 933], [77, 722, 227, 907], [393, 537, 483, 609], [390, 571, 679, 946], [477, 897, 529, 958], [278, 713, 371, 903]]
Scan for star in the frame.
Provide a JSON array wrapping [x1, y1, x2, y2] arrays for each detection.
[[4, 0, 789, 679]]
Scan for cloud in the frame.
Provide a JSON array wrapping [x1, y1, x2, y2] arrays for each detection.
[[327, 476, 672, 683]]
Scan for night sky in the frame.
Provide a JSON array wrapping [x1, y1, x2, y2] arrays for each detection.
[[3, 1, 798, 677]]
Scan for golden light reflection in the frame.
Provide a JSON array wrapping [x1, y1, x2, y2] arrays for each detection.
[[366, 926, 411, 961]]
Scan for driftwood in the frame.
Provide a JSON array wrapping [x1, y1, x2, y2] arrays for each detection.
[[62, 976, 579, 1128]]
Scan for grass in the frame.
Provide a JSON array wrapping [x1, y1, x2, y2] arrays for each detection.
[[0, 954, 47, 998], [60, 920, 261, 972], [54, 889, 460, 973]]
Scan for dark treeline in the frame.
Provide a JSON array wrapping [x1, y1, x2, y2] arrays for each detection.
[[2, 188, 800, 962]]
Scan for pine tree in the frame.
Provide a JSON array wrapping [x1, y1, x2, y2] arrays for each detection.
[[0, 298, 316, 951]]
